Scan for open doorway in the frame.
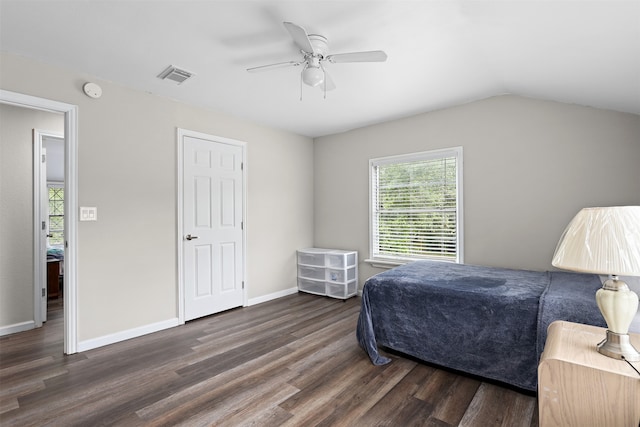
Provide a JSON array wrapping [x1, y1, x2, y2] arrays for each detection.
[[0, 90, 78, 354]]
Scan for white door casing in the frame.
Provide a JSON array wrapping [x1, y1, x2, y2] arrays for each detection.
[[178, 129, 246, 322]]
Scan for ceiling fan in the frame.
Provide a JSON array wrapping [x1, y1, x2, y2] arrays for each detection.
[[247, 21, 387, 95]]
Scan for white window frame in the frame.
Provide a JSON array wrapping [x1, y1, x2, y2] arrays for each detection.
[[368, 147, 464, 267]]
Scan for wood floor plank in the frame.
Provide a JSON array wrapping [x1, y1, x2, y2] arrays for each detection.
[[213, 383, 299, 427], [314, 357, 419, 427], [280, 350, 368, 413], [192, 298, 355, 357], [223, 404, 293, 427], [168, 374, 299, 427], [0, 293, 538, 426], [285, 332, 361, 389], [135, 347, 295, 422], [427, 375, 482, 425], [353, 366, 435, 427], [17, 370, 180, 427], [0, 398, 19, 417], [413, 368, 462, 404], [459, 383, 536, 427]]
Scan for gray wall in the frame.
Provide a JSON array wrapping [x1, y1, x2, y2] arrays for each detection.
[[0, 103, 64, 327], [314, 95, 640, 283], [0, 52, 314, 342]]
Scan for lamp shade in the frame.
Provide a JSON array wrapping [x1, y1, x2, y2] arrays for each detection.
[[552, 206, 640, 276]]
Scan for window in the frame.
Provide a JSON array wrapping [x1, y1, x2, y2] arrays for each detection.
[[370, 147, 463, 264], [48, 184, 64, 246]]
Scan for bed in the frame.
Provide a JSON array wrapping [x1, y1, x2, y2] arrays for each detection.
[[47, 245, 64, 261], [356, 260, 607, 391]]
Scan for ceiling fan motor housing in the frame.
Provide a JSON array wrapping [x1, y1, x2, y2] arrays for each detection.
[[308, 34, 328, 57]]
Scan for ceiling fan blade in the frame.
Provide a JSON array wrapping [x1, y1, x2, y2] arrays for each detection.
[[283, 21, 315, 54], [246, 61, 302, 73], [326, 50, 388, 63]]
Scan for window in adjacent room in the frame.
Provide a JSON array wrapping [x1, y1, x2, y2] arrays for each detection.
[[369, 147, 463, 264], [48, 184, 64, 246]]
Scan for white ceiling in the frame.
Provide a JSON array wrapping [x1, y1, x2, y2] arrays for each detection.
[[1, 1, 639, 138]]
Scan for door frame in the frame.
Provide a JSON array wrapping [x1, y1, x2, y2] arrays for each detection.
[[176, 128, 248, 324], [33, 130, 64, 325], [1, 89, 79, 354]]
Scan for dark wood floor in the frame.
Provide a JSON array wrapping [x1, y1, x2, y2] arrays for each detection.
[[0, 293, 538, 426]]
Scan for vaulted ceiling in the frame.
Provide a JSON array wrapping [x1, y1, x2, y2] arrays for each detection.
[[1, 1, 638, 137]]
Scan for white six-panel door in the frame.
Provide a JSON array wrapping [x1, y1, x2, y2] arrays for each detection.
[[180, 131, 245, 321]]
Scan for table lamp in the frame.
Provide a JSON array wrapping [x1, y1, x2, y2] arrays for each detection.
[[552, 206, 640, 361]]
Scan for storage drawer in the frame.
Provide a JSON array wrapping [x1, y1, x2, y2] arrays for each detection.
[[297, 249, 327, 267], [327, 280, 357, 299], [326, 266, 356, 283], [296, 248, 358, 300], [326, 251, 356, 268], [298, 278, 326, 295], [298, 265, 325, 280]]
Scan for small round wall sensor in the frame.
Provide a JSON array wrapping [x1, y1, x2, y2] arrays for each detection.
[[83, 82, 102, 99]]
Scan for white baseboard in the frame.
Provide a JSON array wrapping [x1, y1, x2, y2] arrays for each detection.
[[0, 320, 35, 337], [247, 286, 298, 306], [77, 317, 180, 352]]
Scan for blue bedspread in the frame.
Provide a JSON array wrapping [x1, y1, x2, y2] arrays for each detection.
[[356, 260, 605, 391]]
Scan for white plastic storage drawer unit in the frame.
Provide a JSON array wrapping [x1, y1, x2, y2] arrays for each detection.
[[297, 248, 358, 300]]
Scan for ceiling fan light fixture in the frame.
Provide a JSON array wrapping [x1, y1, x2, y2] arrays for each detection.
[[302, 66, 324, 87]]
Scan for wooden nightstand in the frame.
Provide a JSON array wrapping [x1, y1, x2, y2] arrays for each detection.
[[47, 259, 61, 299], [538, 321, 640, 427]]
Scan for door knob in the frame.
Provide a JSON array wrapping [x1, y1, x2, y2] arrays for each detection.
[[185, 234, 199, 241]]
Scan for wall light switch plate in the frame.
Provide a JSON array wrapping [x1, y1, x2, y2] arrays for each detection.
[[80, 206, 98, 221]]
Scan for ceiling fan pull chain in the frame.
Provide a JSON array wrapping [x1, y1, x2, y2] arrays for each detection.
[[299, 70, 303, 101], [321, 64, 327, 99], [320, 63, 327, 99]]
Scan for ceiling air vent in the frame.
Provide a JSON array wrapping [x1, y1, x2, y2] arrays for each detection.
[[157, 65, 193, 84]]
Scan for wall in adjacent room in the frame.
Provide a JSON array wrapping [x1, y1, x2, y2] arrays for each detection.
[[0, 103, 64, 330]]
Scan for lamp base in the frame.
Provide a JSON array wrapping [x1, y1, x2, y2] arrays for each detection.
[[597, 330, 640, 361]]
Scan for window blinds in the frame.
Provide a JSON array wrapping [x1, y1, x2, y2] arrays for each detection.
[[372, 153, 458, 261]]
